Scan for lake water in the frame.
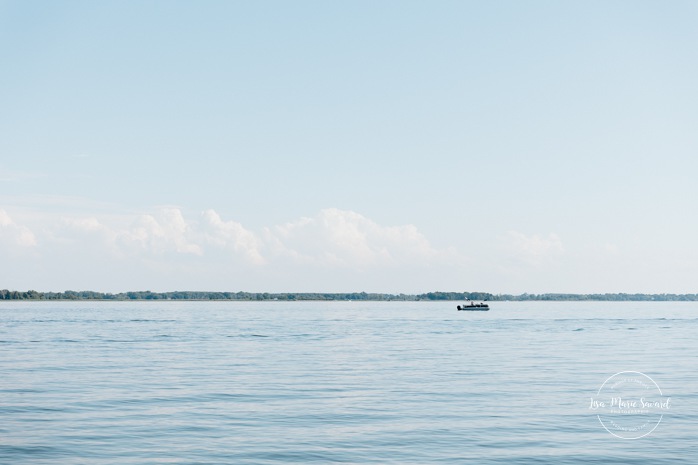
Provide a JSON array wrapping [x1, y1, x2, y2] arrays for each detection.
[[1, 301, 697, 464]]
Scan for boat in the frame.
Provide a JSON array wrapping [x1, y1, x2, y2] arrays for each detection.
[[457, 301, 489, 311]]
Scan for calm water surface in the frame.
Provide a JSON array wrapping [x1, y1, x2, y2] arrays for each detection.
[[1, 301, 697, 464]]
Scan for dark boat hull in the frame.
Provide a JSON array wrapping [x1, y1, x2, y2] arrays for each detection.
[[457, 304, 489, 311]]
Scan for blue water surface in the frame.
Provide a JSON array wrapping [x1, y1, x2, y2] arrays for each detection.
[[1, 301, 697, 464]]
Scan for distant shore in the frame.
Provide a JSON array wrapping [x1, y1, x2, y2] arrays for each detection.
[[2, 290, 698, 302]]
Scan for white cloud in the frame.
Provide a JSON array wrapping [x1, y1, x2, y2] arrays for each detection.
[[15, 206, 449, 269], [117, 208, 203, 256], [54, 216, 120, 259], [266, 208, 447, 268], [48, 209, 203, 258], [0, 209, 37, 248], [0, 206, 457, 291], [200, 209, 265, 264], [65, 217, 105, 233]]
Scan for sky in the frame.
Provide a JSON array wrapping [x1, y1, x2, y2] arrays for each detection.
[[1, 1, 697, 294]]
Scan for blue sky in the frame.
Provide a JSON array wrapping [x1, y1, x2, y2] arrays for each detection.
[[1, 1, 697, 293]]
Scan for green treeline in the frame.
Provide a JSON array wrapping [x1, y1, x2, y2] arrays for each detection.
[[1, 289, 698, 301]]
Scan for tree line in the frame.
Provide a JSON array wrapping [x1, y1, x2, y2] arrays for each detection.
[[1, 289, 698, 301]]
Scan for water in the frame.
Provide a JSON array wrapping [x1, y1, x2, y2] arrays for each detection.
[[1, 301, 697, 464]]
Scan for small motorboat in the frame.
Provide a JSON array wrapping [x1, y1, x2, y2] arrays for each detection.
[[457, 301, 489, 311]]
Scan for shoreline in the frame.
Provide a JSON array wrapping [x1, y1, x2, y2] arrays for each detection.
[[2, 290, 698, 302]]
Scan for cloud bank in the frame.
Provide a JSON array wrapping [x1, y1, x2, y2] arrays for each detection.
[[0, 209, 37, 249], [4, 206, 692, 294], [0, 207, 457, 292]]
